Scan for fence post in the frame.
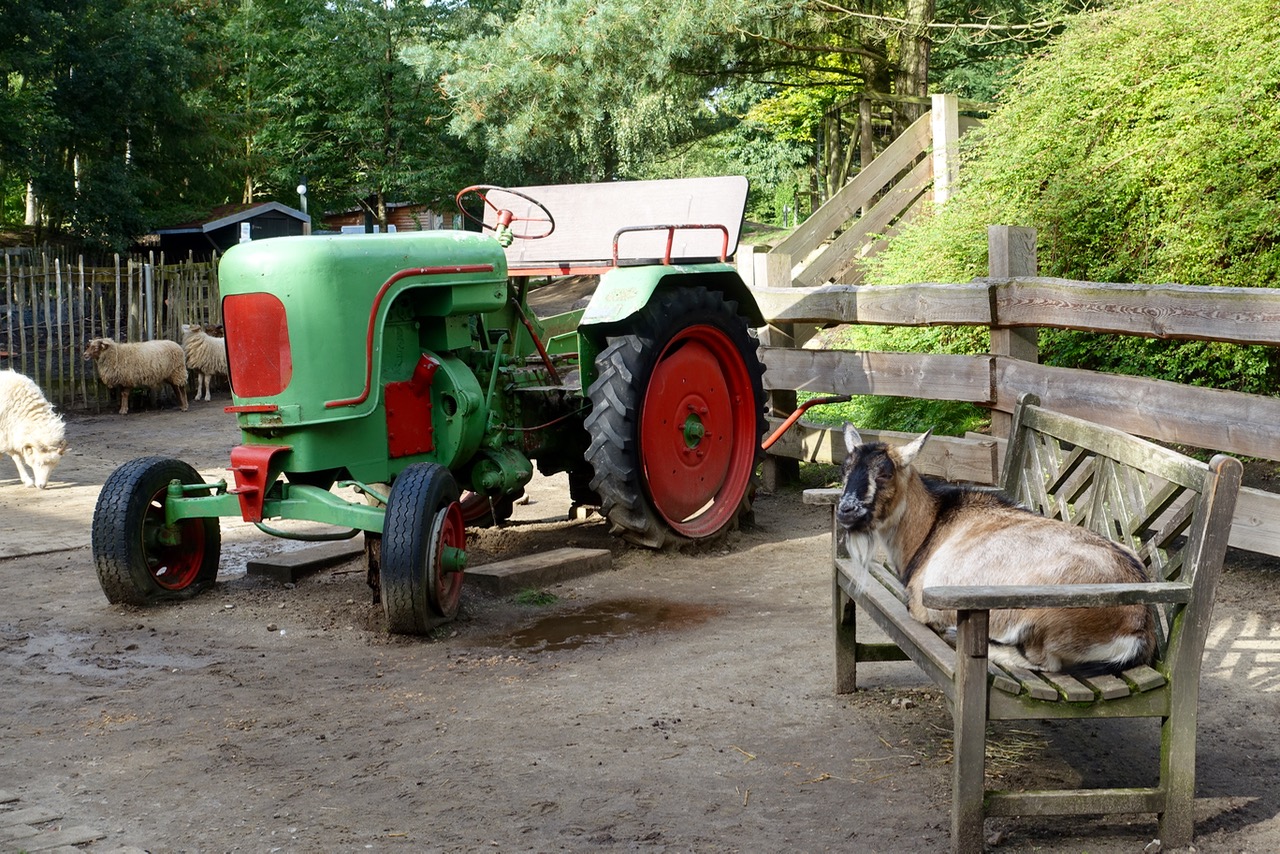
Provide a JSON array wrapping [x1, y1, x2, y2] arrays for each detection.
[[755, 251, 801, 490], [931, 94, 960, 205], [988, 225, 1038, 439], [144, 259, 155, 341], [3, 254, 10, 366]]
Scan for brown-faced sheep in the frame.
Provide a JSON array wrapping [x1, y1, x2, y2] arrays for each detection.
[[0, 369, 67, 489], [181, 322, 229, 402], [83, 337, 189, 415]]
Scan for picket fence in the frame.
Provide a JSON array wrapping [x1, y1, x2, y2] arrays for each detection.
[[1, 252, 221, 411]]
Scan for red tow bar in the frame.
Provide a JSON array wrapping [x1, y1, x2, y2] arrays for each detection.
[[761, 395, 852, 451]]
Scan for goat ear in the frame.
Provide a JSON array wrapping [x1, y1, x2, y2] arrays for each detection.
[[842, 423, 863, 454], [898, 429, 932, 466]]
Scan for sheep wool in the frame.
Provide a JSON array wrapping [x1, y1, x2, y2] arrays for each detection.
[[0, 369, 67, 489], [181, 323, 229, 402], [83, 337, 189, 415]]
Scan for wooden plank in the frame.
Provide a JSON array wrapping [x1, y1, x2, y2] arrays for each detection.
[[1079, 673, 1132, 700], [922, 581, 1192, 610], [988, 663, 1021, 696], [767, 418, 999, 484], [986, 787, 1164, 817], [10, 825, 106, 851], [245, 540, 365, 584], [771, 113, 932, 260], [0, 823, 41, 844], [995, 358, 1280, 462], [465, 547, 612, 596], [989, 686, 1168, 721], [1229, 485, 1280, 556], [1037, 671, 1096, 703], [836, 558, 957, 696], [761, 348, 992, 403], [1003, 665, 1059, 701], [0, 806, 60, 827], [751, 281, 992, 326], [1122, 665, 1167, 693], [797, 157, 932, 286], [993, 277, 1280, 347], [752, 276, 1280, 347]]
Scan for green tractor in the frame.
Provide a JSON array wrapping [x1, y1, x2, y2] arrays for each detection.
[[91, 177, 769, 633]]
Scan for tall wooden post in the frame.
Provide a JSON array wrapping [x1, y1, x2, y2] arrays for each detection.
[[988, 226, 1038, 439], [747, 250, 801, 491], [931, 94, 960, 205]]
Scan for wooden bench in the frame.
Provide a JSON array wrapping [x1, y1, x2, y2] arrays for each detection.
[[804, 392, 1243, 853]]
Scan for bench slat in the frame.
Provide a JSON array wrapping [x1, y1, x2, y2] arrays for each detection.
[[988, 663, 1022, 696], [1122, 665, 1167, 693], [1035, 670, 1096, 702], [1078, 672, 1132, 700], [1002, 666, 1060, 701]]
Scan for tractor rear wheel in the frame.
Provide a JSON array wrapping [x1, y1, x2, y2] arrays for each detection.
[[584, 286, 766, 548], [92, 457, 221, 604], [381, 463, 467, 634]]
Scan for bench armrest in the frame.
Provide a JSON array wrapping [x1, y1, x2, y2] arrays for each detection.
[[803, 488, 841, 506], [922, 581, 1192, 611]]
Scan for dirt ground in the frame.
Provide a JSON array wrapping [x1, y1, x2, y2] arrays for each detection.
[[3, 397, 1280, 854]]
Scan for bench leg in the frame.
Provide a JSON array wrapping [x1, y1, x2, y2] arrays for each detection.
[[834, 571, 858, 693], [1157, 690, 1200, 846], [952, 609, 989, 854]]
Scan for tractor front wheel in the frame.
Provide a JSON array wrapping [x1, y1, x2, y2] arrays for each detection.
[[92, 457, 221, 604], [381, 463, 467, 634], [584, 287, 766, 548]]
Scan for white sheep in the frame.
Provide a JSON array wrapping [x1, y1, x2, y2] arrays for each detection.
[[83, 337, 189, 415], [180, 322, 229, 402], [0, 369, 68, 489]]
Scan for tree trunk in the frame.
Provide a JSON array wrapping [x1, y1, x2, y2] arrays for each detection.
[[894, 0, 935, 133]]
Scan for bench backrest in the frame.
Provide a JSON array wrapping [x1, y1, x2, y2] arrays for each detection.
[[1001, 393, 1243, 667]]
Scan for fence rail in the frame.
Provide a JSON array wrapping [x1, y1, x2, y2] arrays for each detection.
[[1, 252, 221, 411], [750, 225, 1280, 558]]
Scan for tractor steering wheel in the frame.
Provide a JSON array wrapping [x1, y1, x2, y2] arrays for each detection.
[[454, 185, 555, 240]]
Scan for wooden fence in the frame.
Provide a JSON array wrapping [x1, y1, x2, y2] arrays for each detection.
[[1, 252, 221, 410], [772, 93, 982, 289], [742, 225, 1280, 559]]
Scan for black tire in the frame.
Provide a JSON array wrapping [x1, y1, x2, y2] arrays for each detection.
[[584, 286, 766, 548], [92, 457, 221, 605], [381, 463, 467, 634]]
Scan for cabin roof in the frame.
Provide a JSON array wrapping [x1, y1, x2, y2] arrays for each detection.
[[155, 201, 310, 235]]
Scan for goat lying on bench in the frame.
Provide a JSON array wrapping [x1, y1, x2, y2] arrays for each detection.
[[806, 393, 1243, 853], [837, 423, 1155, 676]]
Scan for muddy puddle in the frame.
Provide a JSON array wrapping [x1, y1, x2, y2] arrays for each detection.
[[480, 597, 724, 653]]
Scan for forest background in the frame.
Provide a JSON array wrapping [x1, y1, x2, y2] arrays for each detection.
[[3, 0, 1279, 429]]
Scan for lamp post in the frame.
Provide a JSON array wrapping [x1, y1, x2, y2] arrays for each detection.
[[297, 178, 310, 234]]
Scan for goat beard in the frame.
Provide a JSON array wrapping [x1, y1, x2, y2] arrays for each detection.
[[842, 529, 875, 569]]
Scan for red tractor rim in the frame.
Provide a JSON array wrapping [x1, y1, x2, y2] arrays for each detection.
[[639, 324, 757, 538], [431, 501, 466, 613], [458, 491, 492, 524], [141, 489, 207, 591]]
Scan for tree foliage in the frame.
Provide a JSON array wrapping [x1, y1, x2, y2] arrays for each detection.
[[230, 0, 481, 227], [858, 0, 1280, 433], [2, 0, 241, 252], [2, 0, 1098, 248]]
